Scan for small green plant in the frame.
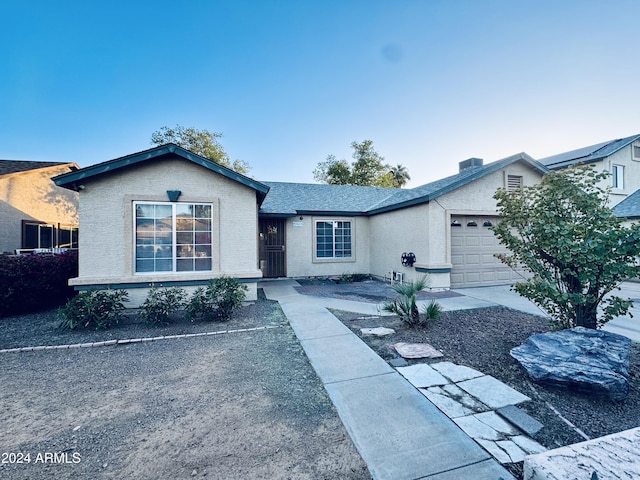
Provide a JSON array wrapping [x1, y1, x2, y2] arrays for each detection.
[[383, 276, 440, 327], [139, 286, 187, 325], [339, 272, 370, 283], [421, 299, 442, 322], [187, 276, 247, 322], [58, 288, 129, 330]]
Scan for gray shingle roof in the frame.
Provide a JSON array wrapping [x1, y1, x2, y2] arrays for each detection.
[[0, 160, 73, 176], [260, 152, 547, 216], [540, 134, 640, 169], [54, 143, 270, 205], [613, 189, 640, 218]]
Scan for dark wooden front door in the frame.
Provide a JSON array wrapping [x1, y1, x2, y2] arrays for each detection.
[[259, 219, 286, 278]]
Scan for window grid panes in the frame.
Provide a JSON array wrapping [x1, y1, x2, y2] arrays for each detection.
[[135, 202, 212, 273], [316, 220, 352, 259]]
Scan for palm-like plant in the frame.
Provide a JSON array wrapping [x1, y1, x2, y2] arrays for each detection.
[[383, 277, 434, 327], [389, 164, 411, 188]]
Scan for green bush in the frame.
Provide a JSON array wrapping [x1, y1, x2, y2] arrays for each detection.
[[382, 276, 440, 327], [139, 286, 187, 325], [58, 288, 129, 330], [0, 250, 78, 317], [339, 272, 370, 283], [187, 277, 247, 322]]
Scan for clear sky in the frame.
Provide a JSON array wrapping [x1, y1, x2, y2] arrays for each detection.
[[2, 0, 638, 187]]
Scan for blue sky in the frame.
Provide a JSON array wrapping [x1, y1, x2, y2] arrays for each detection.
[[2, 0, 638, 187]]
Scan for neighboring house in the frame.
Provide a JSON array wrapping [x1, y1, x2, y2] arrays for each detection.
[[54, 144, 547, 305], [540, 133, 640, 209], [0, 160, 79, 254], [53, 144, 269, 305]]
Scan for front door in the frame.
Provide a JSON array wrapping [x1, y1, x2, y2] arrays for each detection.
[[259, 219, 286, 278]]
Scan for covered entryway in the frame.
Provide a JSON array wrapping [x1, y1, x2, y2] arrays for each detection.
[[450, 215, 524, 287], [259, 219, 286, 278]]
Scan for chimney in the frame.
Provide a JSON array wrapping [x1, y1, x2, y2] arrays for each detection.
[[459, 157, 483, 172]]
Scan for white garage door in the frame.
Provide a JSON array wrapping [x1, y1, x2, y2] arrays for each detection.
[[450, 215, 524, 288]]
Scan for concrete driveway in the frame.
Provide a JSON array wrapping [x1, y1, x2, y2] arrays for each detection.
[[449, 282, 640, 342]]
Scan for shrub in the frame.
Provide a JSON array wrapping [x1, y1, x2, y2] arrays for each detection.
[[58, 288, 129, 330], [0, 250, 78, 317], [187, 277, 247, 322], [383, 276, 440, 327], [139, 286, 187, 325], [339, 272, 370, 283]]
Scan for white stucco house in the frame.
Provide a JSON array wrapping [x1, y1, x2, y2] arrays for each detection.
[[53, 144, 548, 305], [0, 160, 79, 254]]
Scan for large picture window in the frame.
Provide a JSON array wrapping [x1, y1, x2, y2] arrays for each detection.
[[135, 202, 212, 273], [315, 220, 352, 259]]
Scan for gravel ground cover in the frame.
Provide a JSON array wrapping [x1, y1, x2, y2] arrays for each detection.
[[332, 305, 640, 480], [0, 293, 370, 480]]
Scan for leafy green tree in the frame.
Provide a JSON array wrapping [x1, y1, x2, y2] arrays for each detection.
[[492, 165, 640, 330], [151, 125, 250, 175], [313, 140, 409, 187]]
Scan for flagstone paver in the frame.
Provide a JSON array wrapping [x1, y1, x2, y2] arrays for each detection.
[[396, 364, 448, 388], [457, 375, 531, 409], [420, 388, 474, 418], [431, 361, 484, 383]]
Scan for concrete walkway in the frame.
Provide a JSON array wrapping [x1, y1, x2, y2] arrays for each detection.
[[261, 280, 515, 480]]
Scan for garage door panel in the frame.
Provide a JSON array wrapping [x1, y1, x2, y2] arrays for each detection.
[[451, 215, 526, 287]]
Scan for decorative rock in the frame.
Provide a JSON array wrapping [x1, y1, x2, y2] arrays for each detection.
[[360, 327, 395, 336], [511, 327, 632, 401], [497, 405, 543, 438], [388, 357, 408, 367], [391, 342, 444, 359]]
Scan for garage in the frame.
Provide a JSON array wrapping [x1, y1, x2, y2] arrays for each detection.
[[449, 215, 525, 288]]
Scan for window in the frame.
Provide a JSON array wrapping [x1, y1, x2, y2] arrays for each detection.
[[633, 141, 640, 161], [135, 202, 212, 273], [315, 220, 352, 259], [612, 164, 624, 189], [507, 175, 523, 192], [23, 222, 54, 249], [22, 222, 79, 250]]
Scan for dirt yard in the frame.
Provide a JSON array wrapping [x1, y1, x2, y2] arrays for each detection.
[[0, 297, 370, 480]]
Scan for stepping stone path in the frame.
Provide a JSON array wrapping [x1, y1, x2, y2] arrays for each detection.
[[396, 361, 547, 465], [360, 327, 395, 336], [391, 342, 444, 359]]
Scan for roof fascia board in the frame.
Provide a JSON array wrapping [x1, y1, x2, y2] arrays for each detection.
[[53, 144, 270, 204], [367, 154, 547, 215]]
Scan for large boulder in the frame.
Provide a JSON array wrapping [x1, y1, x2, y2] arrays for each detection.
[[511, 327, 632, 401]]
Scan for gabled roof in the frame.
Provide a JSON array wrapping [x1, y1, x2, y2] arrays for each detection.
[[0, 160, 77, 176], [540, 134, 640, 170], [53, 143, 270, 205], [260, 152, 547, 216], [612, 189, 640, 219]]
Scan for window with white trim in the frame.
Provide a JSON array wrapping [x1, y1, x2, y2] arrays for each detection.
[[612, 164, 624, 190], [633, 141, 640, 161], [315, 220, 352, 259], [135, 202, 212, 273]]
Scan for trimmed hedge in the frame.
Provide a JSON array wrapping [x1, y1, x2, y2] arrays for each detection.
[[0, 250, 78, 317]]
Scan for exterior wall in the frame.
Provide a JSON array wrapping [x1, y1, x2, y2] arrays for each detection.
[[284, 215, 370, 277], [588, 145, 640, 207], [70, 157, 260, 305], [368, 203, 437, 285], [432, 162, 543, 288], [0, 165, 78, 253]]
